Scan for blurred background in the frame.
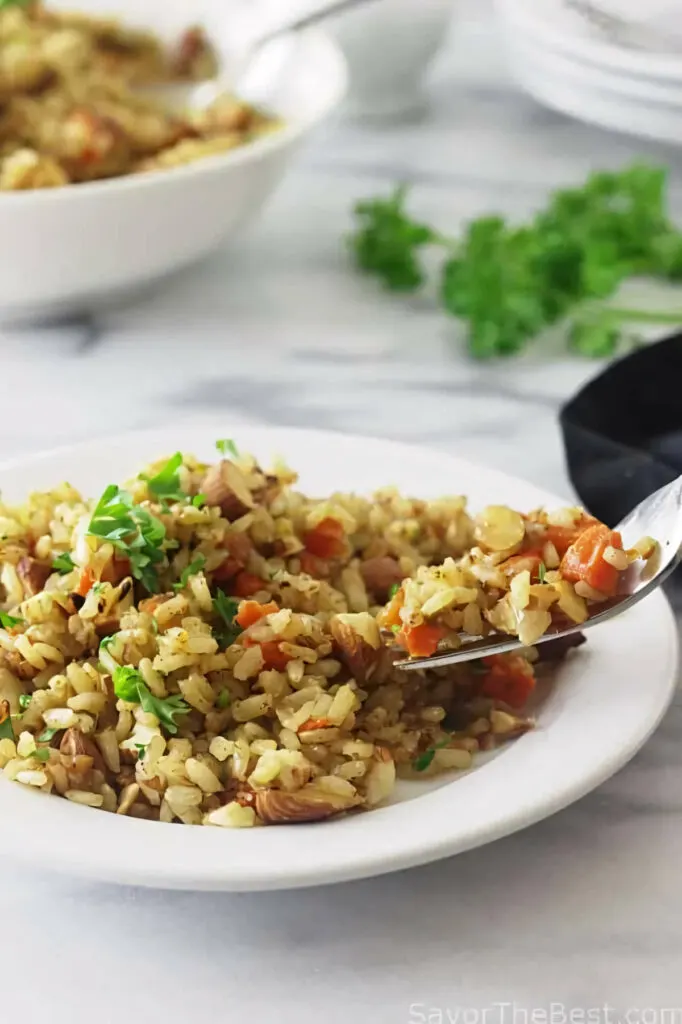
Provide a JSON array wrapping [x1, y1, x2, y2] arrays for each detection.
[[1, 0, 682, 497]]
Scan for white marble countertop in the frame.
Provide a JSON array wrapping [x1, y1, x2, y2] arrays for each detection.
[[2, 4, 682, 1022]]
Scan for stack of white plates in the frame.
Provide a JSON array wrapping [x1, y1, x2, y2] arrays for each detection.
[[495, 0, 682, 143]]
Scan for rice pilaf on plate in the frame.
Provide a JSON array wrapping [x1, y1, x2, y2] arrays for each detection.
[[0, 441, 655, 828]]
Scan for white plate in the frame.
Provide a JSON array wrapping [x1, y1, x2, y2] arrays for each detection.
[[0, 425, 676, 891], [497, 0, 682, 79]]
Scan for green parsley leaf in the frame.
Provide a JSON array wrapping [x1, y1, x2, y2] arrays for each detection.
[[87, 485, 166, 593], [538, 562, 547, 584], [212, 590, 242, 648], [388, 583, 400, 599], [216, 688, 231, 709], [31, 747, 50, 763], [0, 701, 14, 741], [134, 742, 147, 760], [112, 665, 190, 735], [192, 493, 207, 509], [52, 552, 76, 574], [18, 694, 31, 710], [215, 439, 239, 458], [100, 634, 117, 652], [173, 554, 207, 592], [0, 611, 23, 630], [351, 163, 682, 359], [350, 185, 438, 292], [390, 624, 400, 634], [139, 688, 190, 736], [413, 736, 452, 772], [112, 665, 142, 703], [142, 452, 186, 505], [37, 727, 58, 743]]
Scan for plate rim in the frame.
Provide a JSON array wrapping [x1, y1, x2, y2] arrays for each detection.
[[0, 422, 677, 891]]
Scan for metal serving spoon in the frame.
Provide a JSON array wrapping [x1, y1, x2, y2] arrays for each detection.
[[147, 0, 379, 111], [396, 474, 682, 672]]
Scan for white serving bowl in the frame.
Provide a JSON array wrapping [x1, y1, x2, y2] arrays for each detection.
[[0, 0, 347, 321]]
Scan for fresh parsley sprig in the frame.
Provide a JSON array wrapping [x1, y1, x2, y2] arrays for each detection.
[[112, 665, 190, 735], [350, 164, 682, 359], [216, 438, 239, 458], [87, 484, 167, 593], [413, 736, 452, 772], [141, 452, 186, 506], [0, 611, 23, 630], [212, 590, 242, 649], [173, 554, 207, 592], [52, 552, 76, 574]]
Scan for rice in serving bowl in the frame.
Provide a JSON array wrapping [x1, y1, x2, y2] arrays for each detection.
[[0, 442, 622, 829]]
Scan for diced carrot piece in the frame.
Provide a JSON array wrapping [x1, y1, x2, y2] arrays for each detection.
[[560, 524, 622, 596], [380, 588, 405, 629], [299, 551, 328, 578], [75, 568, 95, 597], [481, 654, 536, 708], [259, 641, 292, 672], [236, 600, 278, 629], [233, 572, 268, 598], [297, 717, 332, 733], [499, 551, 544, 579], [397, 622, 446, 658], [303, 517, 346, 559], [543, 515, 596, 556]]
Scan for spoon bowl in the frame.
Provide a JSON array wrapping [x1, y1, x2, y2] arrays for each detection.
[[397, 474, 682, 671]]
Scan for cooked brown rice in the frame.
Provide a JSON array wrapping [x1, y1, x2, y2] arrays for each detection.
[[0, 442, 624, 828]]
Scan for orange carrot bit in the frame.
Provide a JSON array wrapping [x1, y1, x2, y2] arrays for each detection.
[[379, 587, 405, 629], [481, 654, 536, 708], [75, 568, 96, 597], [299, 551, 328, 578], [560, 523, 623, 596], [397, 622, 446, 658], [235, 600, 279, 629], [303, 517, 346, 560], [233, 571, 268, 598], [297, 717, 332, 733], [542, 514, 597, 556], [258, 641, 292, 672], [499, 551, 544, 579]]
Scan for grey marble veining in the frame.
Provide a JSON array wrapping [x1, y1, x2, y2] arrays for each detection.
[[1, 2, 681, 1020]]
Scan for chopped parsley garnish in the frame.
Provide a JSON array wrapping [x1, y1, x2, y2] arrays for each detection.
[[216, 688, 231, 709], [134, 742, 147, 759], [18, 694, 31, 710], [31, 747, 50, 762], [538, 562, 547, 583], [112, 665, 190, 735], [0, 700, 14, 741], [388, 583, 400, 599], [99, 635, 117, 652], [37, 727, 58, 743], [52, 552, 76, 574], [192, 493, 207, 509], [0, 611, 23, 630], [216, 438, 239, 458], [173, 554, 207, 592], [142, 452, 187, 506], [212, 590, 242, 648], [413, 736, 452, 772], [87, 484, 167, 593]]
